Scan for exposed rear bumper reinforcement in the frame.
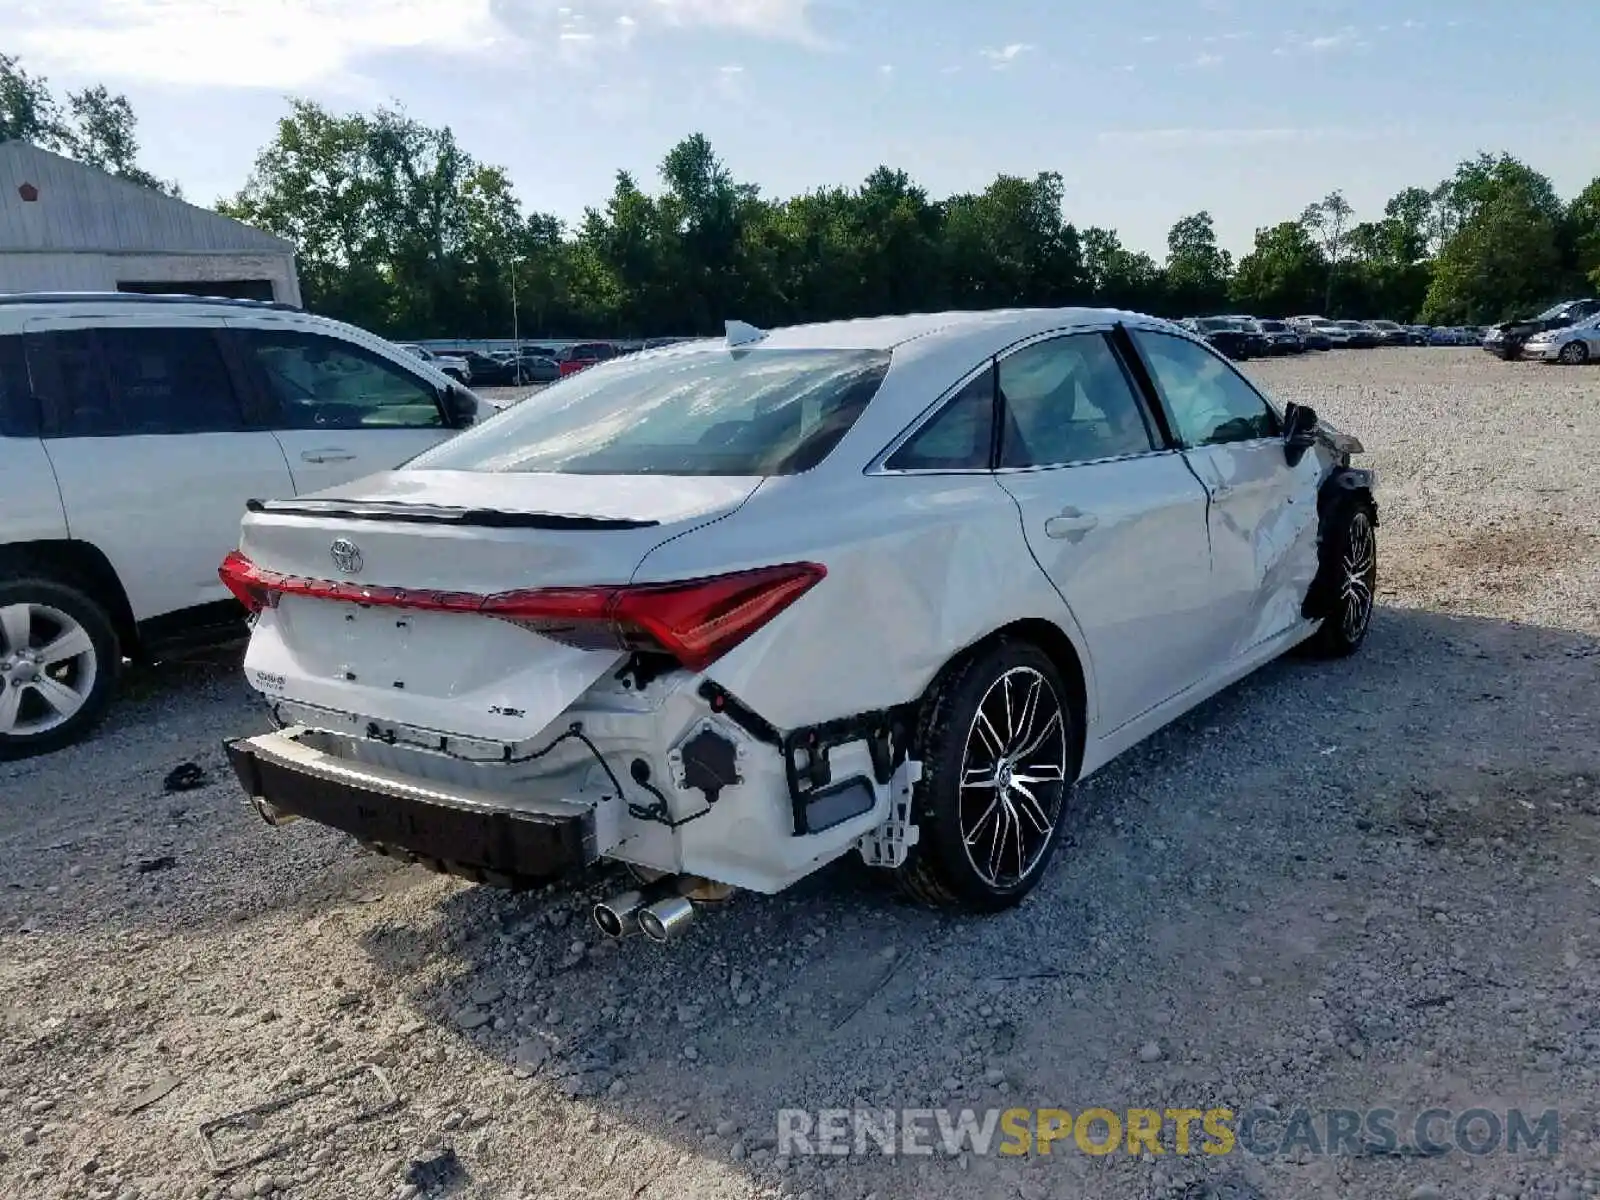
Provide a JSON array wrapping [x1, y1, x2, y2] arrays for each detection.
[[224, 728, 594, 880]]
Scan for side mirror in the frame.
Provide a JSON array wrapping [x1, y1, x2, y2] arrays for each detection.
[[1283, 402, 1319, 466], [443, 384, 479, 429]]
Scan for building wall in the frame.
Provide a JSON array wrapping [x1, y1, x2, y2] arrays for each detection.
[[0, 250, 301, 306]]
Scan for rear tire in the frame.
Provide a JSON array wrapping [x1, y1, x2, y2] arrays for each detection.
[[0, 577, 121, 760], [895, 640, 1079, 911], [1304, 500, 1377, 658]]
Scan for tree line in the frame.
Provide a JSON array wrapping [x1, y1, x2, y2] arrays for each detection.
[[4, 52, 1599, 340]]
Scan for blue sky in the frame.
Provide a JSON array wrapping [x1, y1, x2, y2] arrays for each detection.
[[8, 0, 1598, 256]]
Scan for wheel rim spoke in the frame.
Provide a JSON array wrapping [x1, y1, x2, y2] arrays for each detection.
[[29, 675, 86, 719], [0, 604, 31, 655], [38, 624, 94, 667], [961, 765, 997, 789], [0, 684, 21, 733]]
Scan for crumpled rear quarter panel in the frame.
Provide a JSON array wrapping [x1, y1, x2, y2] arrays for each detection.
[[637, 473, 1097, 734]]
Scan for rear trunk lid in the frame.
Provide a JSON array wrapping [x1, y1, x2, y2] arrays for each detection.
[[236, 469, 760, 743]]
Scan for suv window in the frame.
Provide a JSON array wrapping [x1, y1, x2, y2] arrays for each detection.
[[31, 327, 243, 437], [999, 334, 1156, 468], [0, 335, 36, 437], [415, 348, 888, 476], [1134, 331, 1282, 447], [240, 331, 445, 430], [885, 369, 994, 471]]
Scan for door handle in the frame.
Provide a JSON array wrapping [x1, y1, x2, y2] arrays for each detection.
[[1209, 483, 1235, 502], [300, 449, 356, 464], [1044, 509, 1100, 540]]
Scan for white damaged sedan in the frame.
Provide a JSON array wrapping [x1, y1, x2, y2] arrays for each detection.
[[221, 310, 1376, 937]]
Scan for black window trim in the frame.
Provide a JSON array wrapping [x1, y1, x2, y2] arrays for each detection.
[[0, 333, 42, 438], [1120, 325, 1286, 450], [870, 324, 1177, 476], [229, 326, 452, 432]]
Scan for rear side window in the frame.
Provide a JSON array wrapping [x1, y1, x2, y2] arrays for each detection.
[[238, 330, 445, 431], [998, 333, 1157, 468], [30, 327, 243, 437], [0, 335, 37, 437], [885, 370, 995, 471], [415, 348, 890, 476]]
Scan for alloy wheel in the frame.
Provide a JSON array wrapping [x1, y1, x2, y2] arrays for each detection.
[[957, 666, 1069, 890], [1340, 513, 1377, 643], [0, 603, 98, 736], [1559, 341, 1587, 365]]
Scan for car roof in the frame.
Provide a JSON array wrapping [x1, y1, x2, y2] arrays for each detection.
[[742, 307, 1164, 352], [0, 291, 300, 314]]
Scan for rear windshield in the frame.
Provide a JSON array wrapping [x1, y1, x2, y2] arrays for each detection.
[[413, 347, 891, 476]]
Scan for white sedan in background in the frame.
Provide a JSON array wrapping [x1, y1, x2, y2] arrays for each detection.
[[1524, 313, 1600, 364], [221, 310, 1377, 937]]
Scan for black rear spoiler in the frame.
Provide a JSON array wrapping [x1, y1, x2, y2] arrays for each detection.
[[244, 498, 658, 531]]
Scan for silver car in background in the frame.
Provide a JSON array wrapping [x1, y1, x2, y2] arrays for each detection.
[[1524, 313, 1600, 364]]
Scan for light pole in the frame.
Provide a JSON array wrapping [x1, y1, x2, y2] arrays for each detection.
[[508, 253, 523, 381]]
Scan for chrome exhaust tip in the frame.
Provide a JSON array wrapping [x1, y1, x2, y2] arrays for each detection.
[[250, 795, 300, 827], [592, 890, 647, 939], [638, 895, 696, 944]]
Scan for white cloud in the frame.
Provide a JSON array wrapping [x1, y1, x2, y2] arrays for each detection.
[[878, 64, 893, 76], [1097, 126, 1380, 148], [10, 0, 507, 89], [1193, 51, 1223, 67], [1275, 27, 1360, 55], [7, 0, 821, 91], [980, 43, 1034, 69]]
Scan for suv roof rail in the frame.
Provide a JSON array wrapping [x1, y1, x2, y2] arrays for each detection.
[[0, 291, 303, 313]]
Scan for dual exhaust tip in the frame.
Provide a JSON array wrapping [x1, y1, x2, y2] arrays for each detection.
[[592, 880, 700, 944]]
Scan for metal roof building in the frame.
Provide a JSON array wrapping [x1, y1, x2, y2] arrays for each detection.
[[0, 141, 300, 306]]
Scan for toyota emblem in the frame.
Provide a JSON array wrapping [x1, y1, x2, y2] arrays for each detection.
[[329, 538, 363, 574]]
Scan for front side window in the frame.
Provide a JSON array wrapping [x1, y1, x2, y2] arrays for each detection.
[[241, 331, 444, 430], [1134, 331, 1282, 448], [998, 333, 1157, 468], [885, 369, 994, 471], [416, 348, 889, 476], [32, 326, 242, 437]]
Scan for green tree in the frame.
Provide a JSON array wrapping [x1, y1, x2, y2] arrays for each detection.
[[1, 52, 174, 192], [1164, 211, 1231, 314], [1423, 187, 1562, 323], [1229, 221, 1325, 316], [1300, 191, 1354, 313]]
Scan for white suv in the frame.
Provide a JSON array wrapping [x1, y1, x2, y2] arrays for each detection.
[[0, 293, 491, 759]]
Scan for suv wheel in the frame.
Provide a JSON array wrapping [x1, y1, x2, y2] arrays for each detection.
[[0, 578, 121, 760], [895, 641, 1079, 911]]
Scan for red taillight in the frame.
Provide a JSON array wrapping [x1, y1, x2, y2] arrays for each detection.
[[215, 552, 825, 671], [219, 550, 272, 614]]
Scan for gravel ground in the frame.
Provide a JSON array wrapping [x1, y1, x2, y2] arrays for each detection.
[[2, 348, 1597, 1200]]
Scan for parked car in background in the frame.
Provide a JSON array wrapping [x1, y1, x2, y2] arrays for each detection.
[[398, 343, 472, 384], [1482, 300, 1600, 360], [1403, 325, 1433, 345], [220, 308, 1376, 924], [1364, 320, 1412, 347], [513, 354, 561, 384], [1332, 321, 1379, 349], [1254, 319, 1307, 355], [0, 293, 492, 758], [457, 351, 518, 387], [1224, 317, 1273, 358], [1181, 317, 1254, 360], [1299, 318, 1352, 348], [557, 342, 618, 377], [1522, 312, 1600, 364]]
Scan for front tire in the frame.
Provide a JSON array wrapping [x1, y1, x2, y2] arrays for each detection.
[[1305, 501, 1377, 658], [895, 641, 1079, 911], [0, 578, 121, 760], [1558, 341, 1589, 365]]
